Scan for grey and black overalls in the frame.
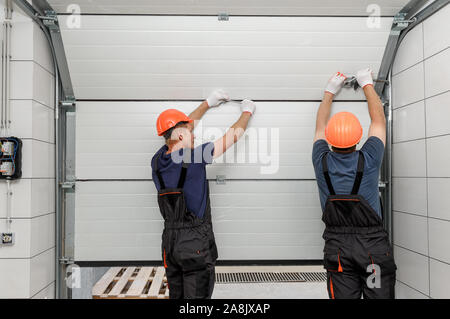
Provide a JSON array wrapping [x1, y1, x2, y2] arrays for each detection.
[[321, 151, 397, 299], [154, 153, 218, 299]]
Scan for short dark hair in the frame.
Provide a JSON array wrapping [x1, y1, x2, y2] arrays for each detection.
[[163, 121, 190, 141], [332, 145, 357, 153]]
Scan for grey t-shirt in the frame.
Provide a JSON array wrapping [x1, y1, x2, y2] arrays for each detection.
[[312, 137, 385, 218]]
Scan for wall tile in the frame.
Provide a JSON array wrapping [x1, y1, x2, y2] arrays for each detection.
[[393, 100, 425, 143], [428, 178, 450, 221], [31, 282, 55, 299], [30, 213, 55, 257], [10, 18, 33, 61], [0, 219, 31, 258], [21, 140, 55, 179], [393, 211, 428, 255], [392, 139, 426, 177], [427, 134, 450, 177], [32, 63, 55, 108], [395, 281, 429, 299], [423, 4, 450, 58], [0, 179, 55, 219], [392, 62, 424, 109], [33, 24, 55, 75], [424, 48, 450, 98], [0, 259, 30, 298], [425, 91, 450, 138], [393, 23, 423, 75], [429, 258, 450, 299], [394, 245, 429, 295], [29, 248, 55, 297], [428, 218, 450, 264], [10, 100, 55, 143], [10, 61, 33, 100], [393, 177, 427, 216]]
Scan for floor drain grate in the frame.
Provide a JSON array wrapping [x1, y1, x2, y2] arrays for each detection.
[[215, 272, 327, 284], [299, 272, 328, 282]]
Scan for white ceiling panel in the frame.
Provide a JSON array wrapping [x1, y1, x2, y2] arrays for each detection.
[[60, 15, 393, 100], [48, 0, 409, 16]]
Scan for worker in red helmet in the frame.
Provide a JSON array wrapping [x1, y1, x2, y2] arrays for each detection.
[[152, 89, 256, 299], [312, 69, 397, 299]]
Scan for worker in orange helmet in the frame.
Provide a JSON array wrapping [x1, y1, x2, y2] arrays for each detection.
[[312, 69, 397, 299], [152, 89, 256, 299]]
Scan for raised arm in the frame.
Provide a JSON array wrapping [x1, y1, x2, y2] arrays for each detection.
[[213, 99, 256, 159], [188, 89, 230, 129], [356, 68, 386, 145], [314, 72, 346, 142]]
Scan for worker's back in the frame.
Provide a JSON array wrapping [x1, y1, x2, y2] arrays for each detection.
[[312, 136, 385, 218]]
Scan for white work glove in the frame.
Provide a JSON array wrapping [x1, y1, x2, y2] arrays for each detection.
[[241, 99, 256, 115], [356, 68, 374, 88], [325, 72, 346, 95], [206, 89, 230, 107]]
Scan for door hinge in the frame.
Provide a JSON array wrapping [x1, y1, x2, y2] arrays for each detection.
[[39, 10, 59, 31], [59, 257, 74, 265], [61, 181, 75, 190], [378, 181, 388, 189], [392, 12, 417, 32], [60, 98, 76, 111]]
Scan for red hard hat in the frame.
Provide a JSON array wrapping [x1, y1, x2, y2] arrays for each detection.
[[325, 112, 363, 148], [156, 109, 193, 136]]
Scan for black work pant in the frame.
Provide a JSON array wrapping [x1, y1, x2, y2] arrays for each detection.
[[323, 230, 397, 299], [162, 223, 218, 299], [165, 258, 216, 299]]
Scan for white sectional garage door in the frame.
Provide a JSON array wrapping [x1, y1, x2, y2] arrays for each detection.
[[61, 15, 391, 261]]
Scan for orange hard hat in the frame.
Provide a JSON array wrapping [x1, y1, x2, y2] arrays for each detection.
[[156, 109, 193, 136], [325, 112, 363, 148]]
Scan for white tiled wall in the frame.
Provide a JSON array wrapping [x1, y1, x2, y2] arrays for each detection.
[[0, 2, 56, 298], [391, 3, 450, 299]]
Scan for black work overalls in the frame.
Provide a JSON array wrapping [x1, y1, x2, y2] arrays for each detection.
[[321, 151, 397, 299], [154, 153, 218, 299]]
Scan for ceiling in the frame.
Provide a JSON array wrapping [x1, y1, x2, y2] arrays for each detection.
[[47, 0, 410, 16]]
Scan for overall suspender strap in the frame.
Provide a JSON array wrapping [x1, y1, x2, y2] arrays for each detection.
[[351, 151, 365, 195], [177, 162, 189, 188], [322, 153, 336, 195], [154, 151, 190, 190], [154, 152, 166, 189]]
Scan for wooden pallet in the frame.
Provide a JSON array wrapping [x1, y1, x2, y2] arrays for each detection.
[[92, 267, 169, 299]]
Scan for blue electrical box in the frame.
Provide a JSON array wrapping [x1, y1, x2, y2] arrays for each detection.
[[0, 137, 22, 180]]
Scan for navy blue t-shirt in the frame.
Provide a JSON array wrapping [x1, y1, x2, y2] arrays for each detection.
[[151, 143, 215, 219], [312, 137, 385, 218]]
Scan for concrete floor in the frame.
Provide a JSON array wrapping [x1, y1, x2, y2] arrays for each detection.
[[72, 265, 328, 299], [212, 283, 327, 299]]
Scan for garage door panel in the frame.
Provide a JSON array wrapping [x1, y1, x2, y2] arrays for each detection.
[[212, 207, 321, 221], [75, 180, 324, 261], [59, 15, 394, 31], [76, 101, 370, 179], [214, 220, 324, 234], [216, 233, 324, 247], [60, 16, 391, 100], [219, 246, 324, 260], [68, 61, 382, 78], [62, 30, 388, 47], [77, 233, 162, 248], [67, 46, 386, 63]]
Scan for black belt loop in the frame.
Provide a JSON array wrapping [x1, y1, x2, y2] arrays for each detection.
[[322, 153, 336, 195], [351, 151, 365, 195]]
